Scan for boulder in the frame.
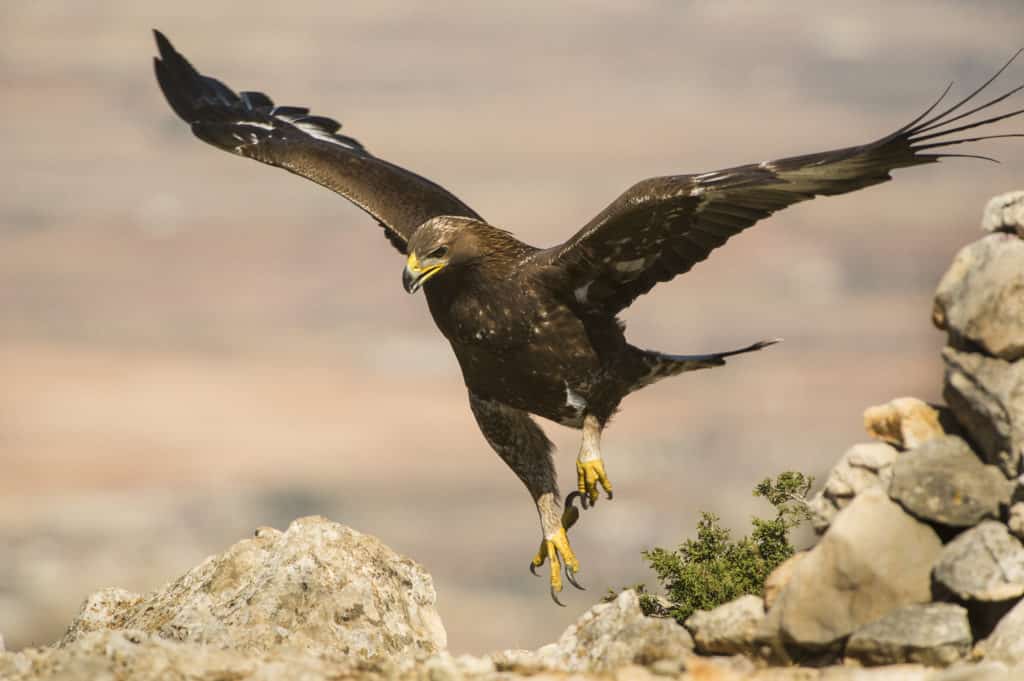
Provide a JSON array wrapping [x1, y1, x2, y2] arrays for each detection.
[[844, 603, 972, 667], [981, 190, 1024, 237], [942, 348, 1024, 478], [863, 397, 946, 450], [807, 442, 898, 532], [888, 435, 1012, 528], [975, 596, 1024, 665], [59, 516, 445, 669], [764, 488, 942, 651], [933, 521, 1024, 602], [684, 594, 764, 656], [520, 590, 694, 673], [933, 232, 1024, 362]]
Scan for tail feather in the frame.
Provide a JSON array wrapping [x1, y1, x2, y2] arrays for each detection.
[[629, 338, 781, 392]]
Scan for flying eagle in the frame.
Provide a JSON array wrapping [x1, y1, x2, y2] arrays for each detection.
[[153, 31, 1023, 603]]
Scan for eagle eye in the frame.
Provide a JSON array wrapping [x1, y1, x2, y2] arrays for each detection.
[[428, 246, 449, 259]]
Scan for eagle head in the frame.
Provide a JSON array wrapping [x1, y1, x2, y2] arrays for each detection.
[[402, 216, 484, 294]]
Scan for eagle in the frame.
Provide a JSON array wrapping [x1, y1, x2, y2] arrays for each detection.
[[153, 31, 1023, 603]]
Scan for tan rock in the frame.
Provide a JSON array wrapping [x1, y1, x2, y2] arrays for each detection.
[[685, 595, 765, 656], [807, 442, 898, 532], [863, 398, 944, 450], [763, 552, 806, 611], [765, 488, 943, 651]]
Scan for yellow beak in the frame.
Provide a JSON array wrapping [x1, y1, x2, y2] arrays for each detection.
[[402, 253, 446, 294]]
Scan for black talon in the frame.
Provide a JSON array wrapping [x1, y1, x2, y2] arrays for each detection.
[[565, 566, 585, 591], [607, 490, 614, 500], [550, 586, 566, 607], [530, 562, 540, 577]]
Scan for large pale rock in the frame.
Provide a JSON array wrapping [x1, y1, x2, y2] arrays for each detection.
[[763, 551, 805, 611], [511, 590, 693, 673], [981, 190, 1024, 237], [59, 516, 445, 668], [933, 233, 1024, 362], [942, 348, 1024, 478], [766, 488, 942, 650], [934, 521, 1024, 602], [888, 435, 1012, 527], [864, 398, 945, 450], [807, 442, 899, 532], [684, 594, 764, 656], [975, 597, 1024, 665], [844, 603, 972, 667]]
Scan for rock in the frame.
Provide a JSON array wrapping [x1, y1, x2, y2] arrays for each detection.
[[684, 594, 764, 656], [844, 603, 972, 667], [864, 397, 946, 450], [765, 488, 942, 651], [933, 233, 1024, 362], [1008, 503, 1024, 541], [808, 442, 899, 532], [981, 190, 1024, 237], [888, 435, 1012, 527], [942, 348, 1024, 478], [975, 597, 1024, 665], [59, 516, 445, 669], [934, 521, 1024, 602], [534, 589, 693, 672], [763, 551, 805, 611]]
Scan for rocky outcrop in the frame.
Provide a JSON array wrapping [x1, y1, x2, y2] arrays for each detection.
[[59, 516, 445, 670]]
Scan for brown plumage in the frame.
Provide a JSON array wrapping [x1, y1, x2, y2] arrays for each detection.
[[153, 30, 1024, 603]]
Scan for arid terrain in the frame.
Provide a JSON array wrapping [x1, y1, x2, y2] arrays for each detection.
[[2, 0, 1023, 655]]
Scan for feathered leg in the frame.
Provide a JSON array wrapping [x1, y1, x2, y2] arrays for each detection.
[[468, 393, 584, 604], [576, 414, 613, 508]]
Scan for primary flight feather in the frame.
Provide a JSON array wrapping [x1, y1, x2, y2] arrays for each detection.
[[153, 30, 1023, 604]]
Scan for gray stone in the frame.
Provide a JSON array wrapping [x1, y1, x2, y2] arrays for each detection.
[[808, 442, 899, 532], [981, 190, 1024, 237], [934, 521, 1024, 602], [864, 397, 946, 450], [765, 488, 942, 650], [684, 594, 764, 656], [59, 516, 445, 669], [764, 551, 806, 611], [531, 589, 693, 672], [975, 597, 1024, 665], [844, 603, 972, 667], [943, 348, 1024, 478], [889, 435, 1012, 527], [933, 233, 1024, 362]]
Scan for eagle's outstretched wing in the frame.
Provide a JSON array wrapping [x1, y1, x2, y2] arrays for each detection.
[[535, 52, 1024, 315], [152, 30, 480, 254]]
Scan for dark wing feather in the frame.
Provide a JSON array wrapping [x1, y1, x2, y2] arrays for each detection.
[[152, 30, 481, 254], [534, 51, 1024, 315]]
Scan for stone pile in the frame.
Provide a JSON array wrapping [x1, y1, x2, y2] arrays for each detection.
[[3, 191, 1024, 680], [681, 190, 1024, 671]]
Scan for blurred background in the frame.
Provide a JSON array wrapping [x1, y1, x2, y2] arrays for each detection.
[[2, 0, 1023, 654]]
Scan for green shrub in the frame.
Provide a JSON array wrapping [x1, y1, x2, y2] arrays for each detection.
[[609, 471, 813, 624]]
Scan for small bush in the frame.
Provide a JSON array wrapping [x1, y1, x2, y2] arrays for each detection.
[[609, 471, 813, 624]]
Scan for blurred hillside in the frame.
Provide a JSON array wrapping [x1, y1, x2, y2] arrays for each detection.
[[1, 0, 1023, 654]]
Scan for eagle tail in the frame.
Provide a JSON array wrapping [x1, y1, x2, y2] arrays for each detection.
[[628, 338, 781, 393]]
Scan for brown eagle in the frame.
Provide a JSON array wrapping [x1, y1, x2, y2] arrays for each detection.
[[153, 31, 1023, 603]]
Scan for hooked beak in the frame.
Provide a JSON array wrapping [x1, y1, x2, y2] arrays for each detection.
[[402, 252, 446, 294]]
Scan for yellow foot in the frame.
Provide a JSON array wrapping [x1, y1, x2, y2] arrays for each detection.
[[577, 457, 614, 508], [530, 492, 584, 605]]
